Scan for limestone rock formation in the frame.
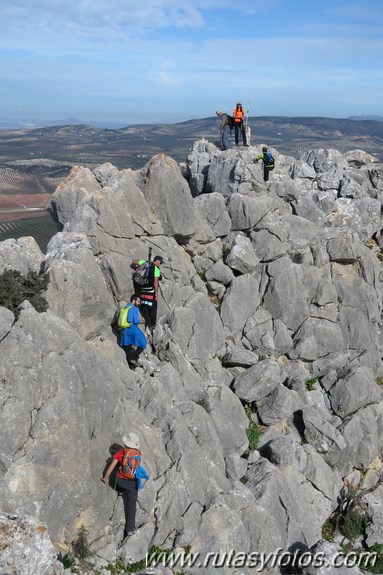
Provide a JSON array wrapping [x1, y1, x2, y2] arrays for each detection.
[[1, 138, 383, 574]]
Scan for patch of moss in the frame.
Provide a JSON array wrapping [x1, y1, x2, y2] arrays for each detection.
[[340, 509, 368, 541], [305, 377, 319, 391], [321, 518, 336, 542]]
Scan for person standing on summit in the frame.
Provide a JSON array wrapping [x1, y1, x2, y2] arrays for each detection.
[[233, 101, 247, 147], [216, 110, 230, 151]]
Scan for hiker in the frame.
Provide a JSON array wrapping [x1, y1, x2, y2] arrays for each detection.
[[216, 110, 230, 151], [118, 295, 147, 367], [131, 254, 164, 331], [102, 432, 149, 543], [233, 101, 247, 146], [254, 146, 275, 182]]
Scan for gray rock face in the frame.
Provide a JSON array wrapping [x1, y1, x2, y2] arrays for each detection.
[[136, 153, 210, 243], [0, 306, 14, 341], [0, 307, 143, 544], [0, 236, 44, 274], [233, 359, 283, 403], [329, 365, 382, 417], [0, 513, 65, 575], [301, 539, 365, 575], [47, 165, 100, 229], [364, 484, 383, 546], [1, 140, 383, 574], [194, 192, 232, 237], [245, 458, 331, 549], [225, 233, 259, 274], [228, 192, 290, 230], [302, 405, 346, 454], [186, 138, 218, 197], [45, 232, 116, 339]]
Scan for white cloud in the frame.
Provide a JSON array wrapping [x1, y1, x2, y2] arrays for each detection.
[[0, 0, 262, 36], [1, 0, 382, 121]]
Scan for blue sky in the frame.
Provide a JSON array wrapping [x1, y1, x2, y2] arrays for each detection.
[[1, 0, 382, 124]]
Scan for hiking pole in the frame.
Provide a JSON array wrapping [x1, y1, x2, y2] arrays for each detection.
[[245, 101, 251, 146]]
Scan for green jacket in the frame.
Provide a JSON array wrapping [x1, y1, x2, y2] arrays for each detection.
[[255, 151, 274, 167]]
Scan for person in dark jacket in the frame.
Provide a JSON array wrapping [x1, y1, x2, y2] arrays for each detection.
[[254, 146, 275, 182], [132, 254, 164, 330], [216, 110, 230, 150]]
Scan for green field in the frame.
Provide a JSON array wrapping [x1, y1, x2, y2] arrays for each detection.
[[0, 215, 58, 253]]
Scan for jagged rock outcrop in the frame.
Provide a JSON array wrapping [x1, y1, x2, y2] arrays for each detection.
[[1, 139, 383, 574], [0, 513, 65, 575]]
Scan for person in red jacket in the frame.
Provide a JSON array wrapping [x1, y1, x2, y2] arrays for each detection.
[[233, 101, 248, 146], [102, 432, 144, 542]]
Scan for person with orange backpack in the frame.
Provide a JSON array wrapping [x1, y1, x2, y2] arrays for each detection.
[[102, 432, 149, 543], [233, 101, 248, 147]]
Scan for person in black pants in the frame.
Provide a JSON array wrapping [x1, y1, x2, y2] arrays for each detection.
[[254, 146, 275, 182], [132, 255, 164, 330], [232, 101, 247, 146], [102, 433, 140, 540]]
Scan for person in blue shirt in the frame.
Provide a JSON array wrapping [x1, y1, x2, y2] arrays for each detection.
[[119, 295, 147, 367]]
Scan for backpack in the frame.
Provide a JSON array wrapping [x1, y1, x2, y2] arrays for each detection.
[[132, 261, 151, 287], [264, 150, 275, 166], [132, 248, 152, 287], [227, 115, 235, 131], [117, 304, 133, 329], [120, 448, 141, 480]]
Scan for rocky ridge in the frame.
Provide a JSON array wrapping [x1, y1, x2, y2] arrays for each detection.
[[0, 139, 383, 575]]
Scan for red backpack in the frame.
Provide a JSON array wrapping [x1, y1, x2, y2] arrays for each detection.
[[120, 448, 141, 479]]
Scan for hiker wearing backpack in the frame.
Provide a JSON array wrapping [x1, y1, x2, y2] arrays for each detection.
[[254, 146, 275, 182], [131, 254, 164, 331], [216, 110, 230, 151], [233, 101, 248, 147], [102, 432, 149, 544], [117, 295, 147, 367]]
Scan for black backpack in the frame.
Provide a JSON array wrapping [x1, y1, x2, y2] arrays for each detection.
[[132, 247, 152, 287], [227, 115, 235, 131]]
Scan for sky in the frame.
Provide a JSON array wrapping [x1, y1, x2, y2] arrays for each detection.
[[1, 0, 383, 125]]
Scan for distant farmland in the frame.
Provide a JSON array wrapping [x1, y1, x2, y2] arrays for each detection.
[[0, 117, 382, 253], [0, 214, 58, 253]]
